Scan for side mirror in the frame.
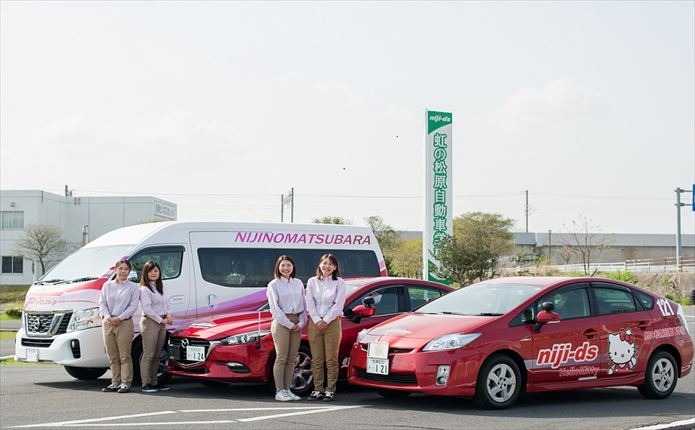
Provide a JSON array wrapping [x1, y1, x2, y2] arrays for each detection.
[[534, 309, 560, 331], [351, 304, 375, 323], [363, 296, 376, 307]]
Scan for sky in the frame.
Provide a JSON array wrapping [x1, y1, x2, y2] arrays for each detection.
[[1, 1, 694, 236]]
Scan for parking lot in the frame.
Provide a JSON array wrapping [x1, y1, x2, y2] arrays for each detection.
[[1, 311, 693, 430], [1, 358, 693, 429]]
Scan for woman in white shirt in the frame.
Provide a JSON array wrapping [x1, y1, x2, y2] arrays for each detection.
[[98, 259, 140, 394], [305, 253, 347, 402], [267, 255, 306, 402], [139, 260, 173, 393]]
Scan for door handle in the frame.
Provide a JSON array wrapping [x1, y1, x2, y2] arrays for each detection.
[[637, 321, 649, 331], [169, 295, 184, 304], [583, 329, 598, 339], [208, 294, 217, 308]]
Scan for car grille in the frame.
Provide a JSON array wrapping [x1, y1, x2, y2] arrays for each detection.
[[168, 337, 211, 364], [359, 344, 413, 355], [357, 369, 418, 385], [25, 312, 73, 337], [21, 338, 54, 348]]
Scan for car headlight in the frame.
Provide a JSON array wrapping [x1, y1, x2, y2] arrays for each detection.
[[67, 307, 101, 332], [218, 330, 271, 346], [423, 333, 481, 351]]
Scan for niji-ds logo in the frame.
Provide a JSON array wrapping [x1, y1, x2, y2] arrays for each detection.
[[536, 341, 599, 369]]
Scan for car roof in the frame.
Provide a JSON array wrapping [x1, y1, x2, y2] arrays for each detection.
[[345, 277, 451, 288]]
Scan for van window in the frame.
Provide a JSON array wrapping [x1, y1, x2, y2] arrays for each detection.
[[130, 246, 185, 280], [197, 248, 380, 288]]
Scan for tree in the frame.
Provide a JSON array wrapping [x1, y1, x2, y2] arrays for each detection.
[[311, 216, 352, 224], [15, 224, 69, 276], [364, 215, 402, 275], [434, 212, 514, 286], [389, 238, 422, 278], [561, 215, 611, 275]]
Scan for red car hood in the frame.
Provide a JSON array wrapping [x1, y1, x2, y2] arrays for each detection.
[[173, 310, 273, 340], [363, 313, 494, 348]]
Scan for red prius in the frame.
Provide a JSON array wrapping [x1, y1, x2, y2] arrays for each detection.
[[348, 277, 693, 409], [166, 277, 452, 395]]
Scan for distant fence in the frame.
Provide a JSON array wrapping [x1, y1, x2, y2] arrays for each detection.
[[550, 257, 695, 273]]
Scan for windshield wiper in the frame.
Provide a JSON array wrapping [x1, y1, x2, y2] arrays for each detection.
[[68, 277, 98, 283], [36, 279, 66, 285], [477, 312, 504, 316]]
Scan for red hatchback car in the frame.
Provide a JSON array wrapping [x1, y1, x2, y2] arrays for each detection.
[[167, 277, 452, 395], [349, 277, 693, 409]]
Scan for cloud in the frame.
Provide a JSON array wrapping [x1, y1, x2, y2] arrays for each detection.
[[487, 78, 609, 131]]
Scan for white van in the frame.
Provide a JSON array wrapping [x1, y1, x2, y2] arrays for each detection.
[[15, 221, 386, 382]]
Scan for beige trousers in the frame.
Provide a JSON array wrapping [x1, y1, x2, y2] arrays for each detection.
[[102, 318, 134, 386], [140, 317, 167, 386], [307, 318, 342, 392], [271, 314, 301, 392]]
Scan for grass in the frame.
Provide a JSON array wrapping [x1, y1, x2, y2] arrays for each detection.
[[0, 285, 29, 304], [0, 331, 16, 340], [0, 300, 24, 320], [0, 358, 59, 366]]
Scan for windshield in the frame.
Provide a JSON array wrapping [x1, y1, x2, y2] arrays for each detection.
[[38, 245, 132, 284], [416, 282, 543, 316]]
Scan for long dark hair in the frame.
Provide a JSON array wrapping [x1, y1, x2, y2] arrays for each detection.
[[316, 253, 340, 280], [274, 255, 296, 279], [140, 260, 164, 294]]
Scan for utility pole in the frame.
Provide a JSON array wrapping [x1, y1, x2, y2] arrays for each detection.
[[674, 187, 692, 270], [547, 230, 552, 263], [525, 190, 529, 233], [281, 188, 294, 223]]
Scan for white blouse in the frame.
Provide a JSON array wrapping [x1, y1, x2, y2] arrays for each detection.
[[305, 276, 347, 325], [266, 277, 307, 329]]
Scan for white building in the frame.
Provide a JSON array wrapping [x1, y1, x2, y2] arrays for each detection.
[[0, 190, 177, 285]]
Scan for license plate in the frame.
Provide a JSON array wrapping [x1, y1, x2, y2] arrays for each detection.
[[367, 357, 389, 375], [26, 348, 39, 362], [186, 346, 205, 361]]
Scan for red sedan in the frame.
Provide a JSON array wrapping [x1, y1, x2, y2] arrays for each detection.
[[167, 277, 452, 395], [349, 277, 693, 409]]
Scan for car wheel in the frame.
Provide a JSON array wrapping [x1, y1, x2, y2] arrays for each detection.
[[474, 354, 522, 409], [638, 350, 678, 399], [376, 389, 411, 399], [64, 366, 107, 380], [290, 344, 314, 397]]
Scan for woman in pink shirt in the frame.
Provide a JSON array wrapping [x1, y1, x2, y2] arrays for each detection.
[[266, 255, 306, 402], [305, 253, 347, 402], [98, 259, 140, 393], [139, 260, 173, 393]]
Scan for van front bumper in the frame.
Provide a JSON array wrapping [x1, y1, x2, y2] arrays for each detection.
[[14, 326, 109, 368]]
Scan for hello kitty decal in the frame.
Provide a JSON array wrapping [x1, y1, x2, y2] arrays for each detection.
[[607, 328, 638, 374]]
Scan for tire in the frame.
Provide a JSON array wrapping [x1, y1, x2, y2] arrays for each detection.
[[638, 350, 678, 399], [64, 366, 107, 380], [132, 336, 172, 386], [290, 344, 314, 397], [474, 354, 522, 409], [376, 389, 411, 399]]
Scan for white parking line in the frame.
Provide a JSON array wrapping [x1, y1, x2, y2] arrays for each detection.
[[629, 418, 695, 430], [12, 412, 177, 428], [238, 405, 362, 422], [11, 406, 364, 427]]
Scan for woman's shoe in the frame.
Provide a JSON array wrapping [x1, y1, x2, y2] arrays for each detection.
[[101, 384, 119, 392], [307, 390, 324, 401], [323, 391, 335, 402]]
